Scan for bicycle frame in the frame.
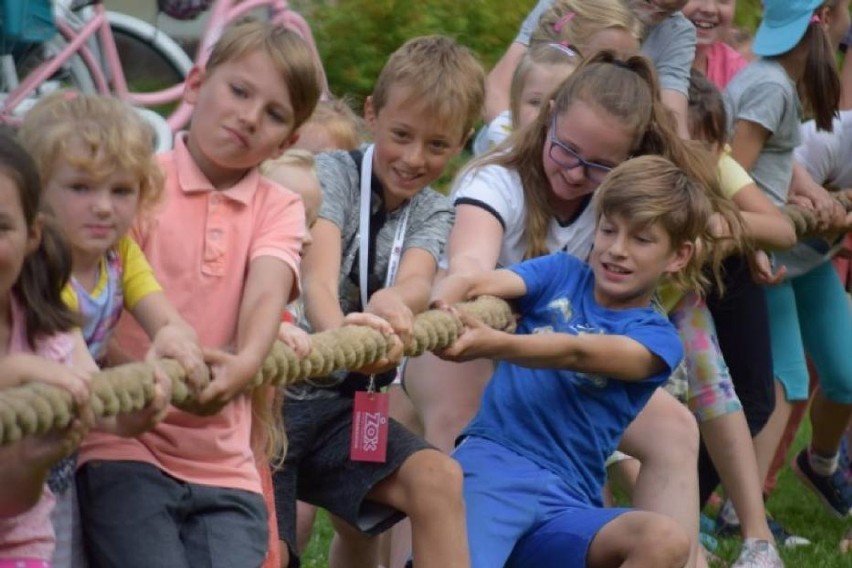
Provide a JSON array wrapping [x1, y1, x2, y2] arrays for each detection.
[[2, 0, 328, 132], [0, 1, 112, 124]]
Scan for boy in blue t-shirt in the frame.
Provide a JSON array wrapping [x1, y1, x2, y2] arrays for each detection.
[[437, 155, 713, 568]]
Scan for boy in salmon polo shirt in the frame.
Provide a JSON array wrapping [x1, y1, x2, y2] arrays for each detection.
[[75, 19, 321, 568]]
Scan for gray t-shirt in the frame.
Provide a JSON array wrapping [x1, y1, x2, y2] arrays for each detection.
[[288, 147, 454, 397], [515, 1, 695, 95], [724, 58, 802, 206]]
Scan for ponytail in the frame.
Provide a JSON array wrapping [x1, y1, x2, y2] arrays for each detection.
[[801, 21, 840, 131]]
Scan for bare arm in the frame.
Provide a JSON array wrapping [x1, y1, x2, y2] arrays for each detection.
[[365, 248, 439, 347], [733, 183, 797, 250], [130, 291, 206, 387], [484, 42, 528, 123], [438, 311, 667, 382], [301, 218, 346, 332], [661, 89, 691, 139], [197, 256, 296, 412], [495, 332, 667, 381], [729, 119, 771, 172], [430, 204, 505, 304]]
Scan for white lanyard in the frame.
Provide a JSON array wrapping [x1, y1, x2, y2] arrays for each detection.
[[359, 144, 410, 310]]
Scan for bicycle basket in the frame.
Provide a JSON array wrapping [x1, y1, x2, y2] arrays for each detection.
[[157, 0, 213, 20], [0, 0, 57, 51]]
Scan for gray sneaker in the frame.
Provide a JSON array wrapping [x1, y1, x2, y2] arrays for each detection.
[[732, 539, 784, 568]]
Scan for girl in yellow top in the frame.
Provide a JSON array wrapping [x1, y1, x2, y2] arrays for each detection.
[[18, 93, 207, 566], [19, 92, 205, 374]]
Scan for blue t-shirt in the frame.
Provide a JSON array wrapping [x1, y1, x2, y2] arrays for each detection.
[[462, 253, 683, 506]]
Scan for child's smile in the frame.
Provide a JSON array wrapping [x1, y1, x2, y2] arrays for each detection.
[[365, 85, 467, 210]]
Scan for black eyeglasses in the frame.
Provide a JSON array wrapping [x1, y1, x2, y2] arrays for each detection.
[[548, 115, 613, 184]]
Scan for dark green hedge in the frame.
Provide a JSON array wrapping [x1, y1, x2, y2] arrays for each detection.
[[293, 0, 534, 103]]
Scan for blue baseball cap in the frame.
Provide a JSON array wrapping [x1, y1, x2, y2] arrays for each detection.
[[752, 0, 823, 56]]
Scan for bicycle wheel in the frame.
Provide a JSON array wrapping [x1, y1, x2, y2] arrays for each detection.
[[106, 12, 191, 98]]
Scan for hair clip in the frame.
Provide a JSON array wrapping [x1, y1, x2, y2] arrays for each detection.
[[810, 14, 822, 24], [553, 12, 576, 33], [548, 42, 580, 59]]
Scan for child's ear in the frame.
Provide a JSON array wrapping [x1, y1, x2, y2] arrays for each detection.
[[664, 241, 694, 275], [363, 96, 377, 133], [182, 66, 205, 105], [26, 213, 44, 256]]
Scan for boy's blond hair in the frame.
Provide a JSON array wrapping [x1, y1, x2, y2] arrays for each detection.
[[18, 91, 163, 213], [530, 0, 643, 54], [207, 19, 322, 131], [594, 155, 713, 295], [371, 35, 485, 140]]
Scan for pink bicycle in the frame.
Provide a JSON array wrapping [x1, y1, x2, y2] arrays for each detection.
[[1, 0, 328, 139]]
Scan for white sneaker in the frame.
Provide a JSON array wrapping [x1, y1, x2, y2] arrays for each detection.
[[732, 539, 784, 568]]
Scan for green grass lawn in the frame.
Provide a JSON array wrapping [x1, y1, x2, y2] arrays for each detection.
[[299, 421, 851, 567]]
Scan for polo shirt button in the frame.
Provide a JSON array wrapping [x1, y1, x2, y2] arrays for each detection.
[[210, 194, 221, 204], [210, 229, 222, 240]]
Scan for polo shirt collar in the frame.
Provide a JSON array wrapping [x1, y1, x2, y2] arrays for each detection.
[[174, 133, 260, 205]]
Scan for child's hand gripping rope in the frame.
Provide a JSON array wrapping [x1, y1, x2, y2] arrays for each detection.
[[0, 296, 516, 445]]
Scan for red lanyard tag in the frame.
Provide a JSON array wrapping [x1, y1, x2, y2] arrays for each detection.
[[351, 390, 389, 463]]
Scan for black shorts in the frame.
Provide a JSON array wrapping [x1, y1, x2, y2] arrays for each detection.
[[272, 393, 432, 561]]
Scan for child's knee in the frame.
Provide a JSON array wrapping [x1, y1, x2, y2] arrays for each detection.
[[642, 517, 690, 567], [400, 450, 464, 507], [625, 395, 699, 463]]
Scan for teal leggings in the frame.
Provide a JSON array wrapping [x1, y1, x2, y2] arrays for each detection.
[[765, 261, 852, 403]]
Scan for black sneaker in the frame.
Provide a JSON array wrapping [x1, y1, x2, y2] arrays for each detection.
[[793, 448, 852, 518]]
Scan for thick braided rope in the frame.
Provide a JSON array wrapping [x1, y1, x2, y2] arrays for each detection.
[[782, 190, 852, 238], [0, 296, 514, 446]]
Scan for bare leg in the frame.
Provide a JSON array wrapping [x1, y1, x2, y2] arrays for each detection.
[[328, 515, 378, 568], [809, 388, 852, 457], [753, 382, 793, 485], [699, 411, 773, 541], [368, 450, 469, 568], [607, 457, 640, 503], [620, 389, 703, 568], [383, 385, 422, 568], [587, 511, 690, 568], [404, 353, 493, 454], [279, 541, 289, 568], [295, 501, 317, 554]]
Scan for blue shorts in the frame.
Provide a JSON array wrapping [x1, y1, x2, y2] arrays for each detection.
[[453, 436, 629, 568]]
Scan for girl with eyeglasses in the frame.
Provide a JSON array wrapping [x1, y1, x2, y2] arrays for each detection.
[[404, 51, 740, 568]]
